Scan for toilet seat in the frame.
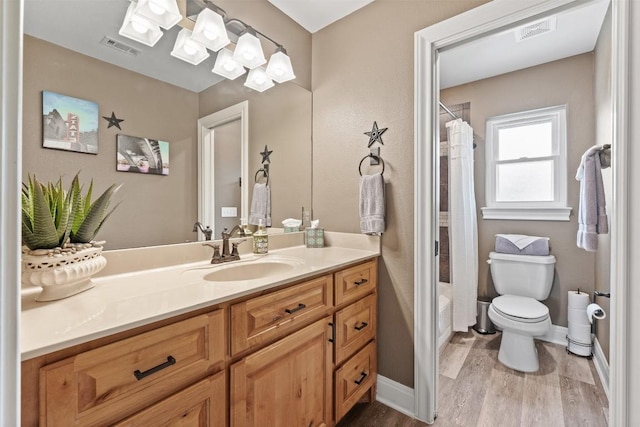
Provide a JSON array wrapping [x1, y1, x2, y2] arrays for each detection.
[[492, 295, 549, 323]]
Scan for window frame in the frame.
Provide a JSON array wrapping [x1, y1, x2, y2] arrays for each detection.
[[482, 105, 571, 221]]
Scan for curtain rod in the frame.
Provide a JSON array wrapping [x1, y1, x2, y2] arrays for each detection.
[[439, 101, 459, 120]]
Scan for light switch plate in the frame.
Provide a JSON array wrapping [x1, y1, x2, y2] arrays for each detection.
[[221, 207, 238, 218]]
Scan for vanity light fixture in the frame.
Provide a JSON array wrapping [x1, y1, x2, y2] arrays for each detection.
[[119, 2, 163, 47], [212, 48, 246, 80], [170, 28, 210, 65], [118, 0, 295, 91], [265, 46, 295, 83], [190, 7, 230, 52], [134, 0, 182, 30], [232, 26, 267, 69], [244, 67, 274, 92]]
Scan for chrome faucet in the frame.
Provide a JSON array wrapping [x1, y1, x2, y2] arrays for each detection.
[[221, 225, 246, 261], [193, 222, 212, 241]]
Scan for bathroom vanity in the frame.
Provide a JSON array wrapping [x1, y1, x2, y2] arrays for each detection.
[[20, 232, 379, 426]]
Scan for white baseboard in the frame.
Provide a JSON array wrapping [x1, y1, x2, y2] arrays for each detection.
[[592, 337, 610, 399], [539, 324, 569, 346], [376, 375, 415, 418], [376, 325, 610, 421]]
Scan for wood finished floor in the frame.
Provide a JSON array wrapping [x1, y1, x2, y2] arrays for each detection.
[[337, 331, 609, 427]]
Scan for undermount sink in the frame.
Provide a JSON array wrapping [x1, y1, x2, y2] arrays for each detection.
[[183, 256, 304, 282]]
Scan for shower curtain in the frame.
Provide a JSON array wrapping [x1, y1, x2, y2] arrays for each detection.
[[446, 119, 479, 332]]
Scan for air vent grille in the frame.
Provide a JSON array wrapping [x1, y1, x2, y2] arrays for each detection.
[[515, 16, 557, 42], [99, 36, 141, 56]]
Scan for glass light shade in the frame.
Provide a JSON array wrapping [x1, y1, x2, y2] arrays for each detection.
[[244, 67, 274, 92], [170, 28, 210, 65], [212, 48, 246, 80], [232, 31, 266, 69], [134, 0, 182, 30], [191, 8, 230, 52], [119, 2, 163, 47], [265, 50, 295, 83]]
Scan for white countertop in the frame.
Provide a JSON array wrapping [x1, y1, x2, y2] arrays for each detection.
[[21, 241, 379, 361]]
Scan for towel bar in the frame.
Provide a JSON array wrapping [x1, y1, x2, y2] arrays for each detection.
[[358, 154, 385, 176]]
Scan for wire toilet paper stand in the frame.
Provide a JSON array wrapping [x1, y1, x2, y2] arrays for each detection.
[[566, 289, 610, 358]]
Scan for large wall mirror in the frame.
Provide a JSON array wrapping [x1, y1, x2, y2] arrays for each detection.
[[22, 0, 312, 250]]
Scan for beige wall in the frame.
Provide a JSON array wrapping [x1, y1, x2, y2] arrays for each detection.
[[23, 36, 200, 250], [312, 0, 489, 388], [442, 54, 597, 328], [594, 5, 612, 361]]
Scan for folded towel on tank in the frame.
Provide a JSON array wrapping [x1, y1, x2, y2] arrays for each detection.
[[495, 234, 550, 256]]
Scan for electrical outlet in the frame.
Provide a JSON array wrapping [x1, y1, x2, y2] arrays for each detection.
[[303, 209, 311, 222]]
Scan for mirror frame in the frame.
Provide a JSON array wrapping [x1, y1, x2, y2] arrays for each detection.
[[197, 101, 249, 239], [414, 0, 628, 423]]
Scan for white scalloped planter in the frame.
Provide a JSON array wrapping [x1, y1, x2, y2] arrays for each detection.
[[22, 246, 107, 302]]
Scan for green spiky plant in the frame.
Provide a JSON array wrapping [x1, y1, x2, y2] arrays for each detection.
[[21, 173, 121, 251]]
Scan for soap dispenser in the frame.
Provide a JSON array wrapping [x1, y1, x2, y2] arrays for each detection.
[[253, 219, 268, 255]]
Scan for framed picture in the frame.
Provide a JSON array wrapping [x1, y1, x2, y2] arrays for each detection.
[[116, 134, 169, 175], [42, 91, 99, 154]]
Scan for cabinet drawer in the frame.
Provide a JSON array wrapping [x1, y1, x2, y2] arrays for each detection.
[[334, 341, 377, 421], [40, 310, 226, 426], [334, 260, 377, 306], [231, 274, 333, 355], [334, 293, 377, 365], [114, 371, 226, 427]]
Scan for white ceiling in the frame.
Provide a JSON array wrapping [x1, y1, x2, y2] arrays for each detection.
[[267, 0, 375, 33], [23, 0, 609, 94]]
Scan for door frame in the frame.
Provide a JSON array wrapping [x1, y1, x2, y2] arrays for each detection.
[[413, 0, 629, 423]]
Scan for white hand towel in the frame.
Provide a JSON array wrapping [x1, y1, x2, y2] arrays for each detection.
[[576, 146, 608, 251], [248, 183, 271, 227], [495, 234, 549, 250], [359, 173, 385, 235]]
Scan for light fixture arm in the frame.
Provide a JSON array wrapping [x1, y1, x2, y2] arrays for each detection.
[[201, 1, 285, 52]]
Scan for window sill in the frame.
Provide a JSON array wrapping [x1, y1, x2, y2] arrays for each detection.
[[481, 207, 572, 221]]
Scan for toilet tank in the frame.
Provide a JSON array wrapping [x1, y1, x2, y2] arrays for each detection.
[[488, 252, 556, 300]]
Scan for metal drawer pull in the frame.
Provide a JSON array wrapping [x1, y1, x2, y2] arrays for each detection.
[[133, 356, 176, 381], [354, 278, 368, 286], [354, 371, 368, 385], [285, 303, 306, 314], [354, 321, 369, 331], [328, 322, 335, 343]]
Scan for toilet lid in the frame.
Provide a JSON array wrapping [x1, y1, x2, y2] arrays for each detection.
[[492, 295, 549, 322]]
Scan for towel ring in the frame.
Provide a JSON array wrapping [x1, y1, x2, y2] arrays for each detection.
[[358, 154, 385, 176], [254, 168, 269, 185]]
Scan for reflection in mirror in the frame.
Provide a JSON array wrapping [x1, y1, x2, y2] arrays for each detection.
[[198, 101, 248, 238], [22, 1, 312, 250]]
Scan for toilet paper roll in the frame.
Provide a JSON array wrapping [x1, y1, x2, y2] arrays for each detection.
[[568, 322, 592, 344], [568, 290, 590, 310], [568, 307, 591, 326], [586, 303, 606, 324]]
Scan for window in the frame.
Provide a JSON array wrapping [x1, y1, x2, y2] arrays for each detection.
[[482, 105, 571, 221]]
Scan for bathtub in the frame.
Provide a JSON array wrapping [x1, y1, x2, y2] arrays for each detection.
[[438, 282, 453, 351]]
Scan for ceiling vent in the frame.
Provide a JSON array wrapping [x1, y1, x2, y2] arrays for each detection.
[[515, 16, 557, 42], [99, 36, 141, 56]]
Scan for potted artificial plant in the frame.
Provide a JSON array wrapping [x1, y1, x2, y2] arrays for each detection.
[[21, 173, 121, 301]]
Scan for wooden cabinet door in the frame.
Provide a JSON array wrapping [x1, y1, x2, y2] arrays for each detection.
[[231, 317, 332, 427], [114, 371, 226, 427]]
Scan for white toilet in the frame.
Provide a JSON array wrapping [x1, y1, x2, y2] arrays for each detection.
[[487, 252, 556, 372]]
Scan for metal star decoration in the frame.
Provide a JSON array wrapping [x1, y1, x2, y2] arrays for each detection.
[[260, 145, 273, 163], [102, 112, 124, 130], [364, 121, 388, 147]]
